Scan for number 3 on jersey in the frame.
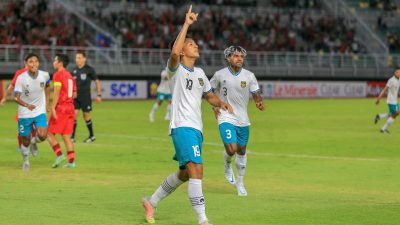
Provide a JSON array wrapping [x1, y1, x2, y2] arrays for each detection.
[[225, 129, 232, 139], [222, 87, 227, 96]]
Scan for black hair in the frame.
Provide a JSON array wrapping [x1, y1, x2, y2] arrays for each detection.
[[55, 53, 69, 67], [169, 35, 195, 50], [24, 53, 40, 62], [76, 51, 86, 58]]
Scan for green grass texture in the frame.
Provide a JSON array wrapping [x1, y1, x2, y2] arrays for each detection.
[[0, 99, 399, 225]]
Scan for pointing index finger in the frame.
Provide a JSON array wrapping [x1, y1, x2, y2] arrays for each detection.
[[188, 4, 192, 13]]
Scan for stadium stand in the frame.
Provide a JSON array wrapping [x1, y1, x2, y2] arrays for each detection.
[[0, 0, 399, 79]]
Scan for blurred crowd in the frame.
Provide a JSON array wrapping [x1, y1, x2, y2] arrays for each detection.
[[358, 0, 397, 11], [0, 0, 364, 54], [0, 0, 90, 46], [86, 3, 361, 53]]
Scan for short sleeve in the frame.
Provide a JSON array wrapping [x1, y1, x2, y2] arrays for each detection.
[[166, 60, 179, 78], [90, 67, 98, 80], [249, 73, 260, 94], [11, 73, 19, 86], [53, 73, 62, 87], [209, 72, 220, 91], [202, 72, 212, 94], [14, 76, 23, 93], [386, 78, 393, 87], [45, 72, 51, 86], [161, 70, 168, 80], [73, 78, 77, 92]]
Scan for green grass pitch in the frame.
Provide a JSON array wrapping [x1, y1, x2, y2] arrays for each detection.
[[0, 99, 399, 225]]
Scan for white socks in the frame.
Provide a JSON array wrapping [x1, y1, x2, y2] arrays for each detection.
[[151, 103, 159, 113], [379, 113, 390, 120], [236, 154, 247, 184], [382, 117, 395, 131], [224, 151, 233, 170], [149, 173, 184, 208], [165, 104, 171, 119], [31, 134, 42, 144], [188, 178, 207, 224], [20, 144, 29, 161], [148, 176, 208, 224]]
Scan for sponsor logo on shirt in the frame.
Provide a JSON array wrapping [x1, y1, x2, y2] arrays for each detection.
[[40, 82, 44, 88], [80, 73, 87, 80], [241, 81, 246, 88]]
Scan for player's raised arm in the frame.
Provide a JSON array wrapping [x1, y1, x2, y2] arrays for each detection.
[[1, 83, 14, 105], [168, 5, 198, 70]]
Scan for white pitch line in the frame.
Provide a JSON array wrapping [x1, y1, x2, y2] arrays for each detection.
[[96, 133, 388, 162]]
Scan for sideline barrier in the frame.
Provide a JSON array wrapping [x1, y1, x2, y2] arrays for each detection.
[[259, 81, 367, 98]]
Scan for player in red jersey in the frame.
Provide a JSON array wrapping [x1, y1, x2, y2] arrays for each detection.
[[47, 54, 77, 168], [0, 60, 40, 154]]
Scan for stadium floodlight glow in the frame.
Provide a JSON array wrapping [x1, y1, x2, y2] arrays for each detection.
[[224, 46, 247, 59]]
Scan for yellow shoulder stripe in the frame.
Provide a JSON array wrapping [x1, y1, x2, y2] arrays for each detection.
[[54, 82, 62, 87]]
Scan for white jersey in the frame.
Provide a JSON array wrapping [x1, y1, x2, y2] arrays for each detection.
[[168, 63, 212, 133], [210, 67, 260, 126], [14, 70, 50, 118], [157, 69, 171, 94], [386, 76, 400, 105]]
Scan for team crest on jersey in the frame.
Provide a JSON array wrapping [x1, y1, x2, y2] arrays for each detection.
[[40, 82, 44, 88], [80, 73, 87, 80], [198, 78, 204, 86], [241, 81, 247, 88]]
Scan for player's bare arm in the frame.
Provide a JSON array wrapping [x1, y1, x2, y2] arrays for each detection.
[[14, 92, 35, 111], [45, 85, 51, 112], [1, 84, 16, 105], [205, 92, 233, 113], [376, 86, 388, 105], [253, 93, 265, 111], [95, 79, 102, 103], [168, 5, 198, 70], [51, 85, 61, 119]]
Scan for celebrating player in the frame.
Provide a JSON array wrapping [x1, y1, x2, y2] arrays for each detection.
[[210, 46, 265, 196], [375, 67, 400, 133], [149, 68, 172, 122], [47, 54, 77, 168], [71, 51, 101, 143], [14, 53, 50, 171], [142, 5, 232, 225]]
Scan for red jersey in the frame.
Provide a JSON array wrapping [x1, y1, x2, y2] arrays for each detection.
[[53, 68, 76, 113], [11, 67, 28, 86]]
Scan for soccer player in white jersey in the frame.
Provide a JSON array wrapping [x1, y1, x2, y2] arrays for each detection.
[[149, 68, 172, 122], [210, 46, 265, 196], [375, 67, 400, 133], [142, 5, 232, 225], [14, 53, 50, 171]]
